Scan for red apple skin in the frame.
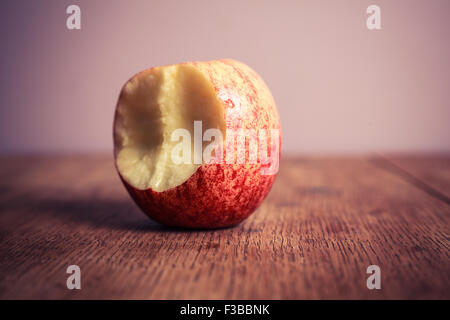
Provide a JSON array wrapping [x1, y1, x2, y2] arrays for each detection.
[[116, 59, 281, 229]]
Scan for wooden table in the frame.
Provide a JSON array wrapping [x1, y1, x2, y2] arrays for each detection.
[[0, 155, 448, 299]]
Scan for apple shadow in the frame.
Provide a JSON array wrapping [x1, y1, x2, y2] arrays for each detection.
[[0, 190, 153, 233], [0, 186, 240, 234]]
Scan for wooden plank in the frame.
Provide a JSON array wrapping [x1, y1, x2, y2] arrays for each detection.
[[384, 155, 450, 199], [0, 155, 448, 299]]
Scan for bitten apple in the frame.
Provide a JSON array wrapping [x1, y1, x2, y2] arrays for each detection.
[[113, 59, 281, 229]]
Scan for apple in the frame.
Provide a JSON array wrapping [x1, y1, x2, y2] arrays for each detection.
[[113, 59, 281, 229]]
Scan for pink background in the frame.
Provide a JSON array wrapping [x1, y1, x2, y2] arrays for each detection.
[[0, 0, 449, 154]]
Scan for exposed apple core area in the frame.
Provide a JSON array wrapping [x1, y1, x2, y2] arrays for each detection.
[[114, 64, 225, 192]]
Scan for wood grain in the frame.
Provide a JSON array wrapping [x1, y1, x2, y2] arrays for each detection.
[[0, 155, 448, 299], [385, 155, 450, 200]]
